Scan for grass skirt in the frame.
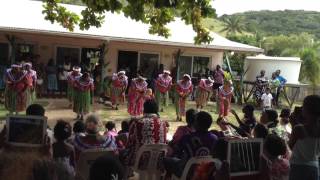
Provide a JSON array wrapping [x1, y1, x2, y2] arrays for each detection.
[[26, 88, 36, 106], [5, 87, 27, 112], [155, 89, 169, 110], [195, 88, 210, 107], [67, 84, 74, 102], [73, 90, 91, 114], [175, 92, 186, 117]]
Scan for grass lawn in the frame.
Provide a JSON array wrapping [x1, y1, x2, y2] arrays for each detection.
[[0, 99, 50, 122], [99, 101, 252, 130]]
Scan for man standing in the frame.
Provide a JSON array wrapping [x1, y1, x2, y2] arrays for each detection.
[[275, 69, 287, 106], [155, 70, 172, 112], [111, 71, 128, 110], [212, 65, 225, 112]]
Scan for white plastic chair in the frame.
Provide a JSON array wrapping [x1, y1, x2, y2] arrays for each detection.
[[75, 148, 115, 180], [172, 156, 222, 180], [133, 144, 168, 180]]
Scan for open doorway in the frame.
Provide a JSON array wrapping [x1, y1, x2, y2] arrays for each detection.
[[117, 51, 138, 80]]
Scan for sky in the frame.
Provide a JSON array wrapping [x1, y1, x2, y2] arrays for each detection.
[[212, 0, 320, 16]]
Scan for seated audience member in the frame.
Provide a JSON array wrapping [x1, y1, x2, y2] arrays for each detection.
[[164, 111, 218, 177], [89, 155, 124, 180], [171, 108, 196, 145], [68, 120, 85, 145], [26, 104, 55, 143], [192, 139, 230, 180], [74, 114, 117, 162], [211, 117, 239, 138], [289, 95, 320, 180], [104, 121, 118, 138], [0, 152, 73, 180], [230, 105, 257, 135], [33, 159, 74, 180], [289, 106, 304, 128], [260, 134, 289, 180], [252, 123, 269, 139], [126, 99, 167, 166], [260, 109, 282, 136], [116, 120, 130, 149], [73, 120, 86, 138], [52, 120, 75, 176], [145, 88, 154, 100], [118, 120, 129, 135], [280, 108, 292, 137], [26, 103, 45, 116]]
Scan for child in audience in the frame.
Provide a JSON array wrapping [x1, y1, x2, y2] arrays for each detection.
[[218, 80, 234, 117], [260, 109, 282, 136], [164, 111, 218, 178], [193, 139, 230, 180], [171, 108, 196, 145], [145, 88, 154, 100], [211, 117, 238, 138], [280, 108, 292, 137], [289, 95, 320, 180], [230, 104, 257, 136], [261, 87, 273, 109], [260, 134, 290, 180], [289, 106, 304, 128], [104, 121, 118, 138], [89, 155, 124, 180], [252, 123, 269, 139], [52, 120, 75, 175], [117, 120, 130, 149], [118, 120, 129, 135], [73, 120, 86, 137]]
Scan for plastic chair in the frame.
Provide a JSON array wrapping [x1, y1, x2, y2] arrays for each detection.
[[133, 144, 168, 180], [75, 148, 115, 180], [172, 156, 222, 180]]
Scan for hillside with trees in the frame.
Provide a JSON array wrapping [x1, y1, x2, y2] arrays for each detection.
[[219, 10, 320, 39]]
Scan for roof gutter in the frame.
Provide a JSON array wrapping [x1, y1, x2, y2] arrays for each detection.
[[0, 26, 264, 53]]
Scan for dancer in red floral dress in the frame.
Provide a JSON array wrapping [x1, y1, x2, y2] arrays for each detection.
[[127, 76, 148, 117]]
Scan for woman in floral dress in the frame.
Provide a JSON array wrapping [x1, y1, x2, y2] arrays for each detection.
[[195, 77, 214, 110], [73, 72, 94, 120], [175, 74, 193, 121], [24, 63, 37, 106], [4, 64, 30, 114], [111, 71, 128, 110], [127, 76, 148, 117], [155, 70, 172, 112]]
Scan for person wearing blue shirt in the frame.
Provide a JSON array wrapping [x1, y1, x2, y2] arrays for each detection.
[[275, 70, 287, 106]]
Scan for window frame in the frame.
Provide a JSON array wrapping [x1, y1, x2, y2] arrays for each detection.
[[178, 54, 211, 78]]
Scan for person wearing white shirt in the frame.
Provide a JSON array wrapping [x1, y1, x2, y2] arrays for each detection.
[[261, 87, 273, 109]]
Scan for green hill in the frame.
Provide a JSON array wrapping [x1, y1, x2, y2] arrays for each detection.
[[220, 10, 320, 39]]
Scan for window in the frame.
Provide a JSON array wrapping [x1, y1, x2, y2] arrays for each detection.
[[178, 55, 210, 78], [139, 53, 159, 79], [81, 48, 101, 65], [0, 43, 9, 65], [15, 44, 33, 62], [178, 56, 192, 78], [193, 56, 210, 77], [56, 47, 80, 66]]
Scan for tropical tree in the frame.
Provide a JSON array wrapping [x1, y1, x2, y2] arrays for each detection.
[[299, 48, 320, 91], [220, 16, 245, 35], [42, 0, 216, 44]]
